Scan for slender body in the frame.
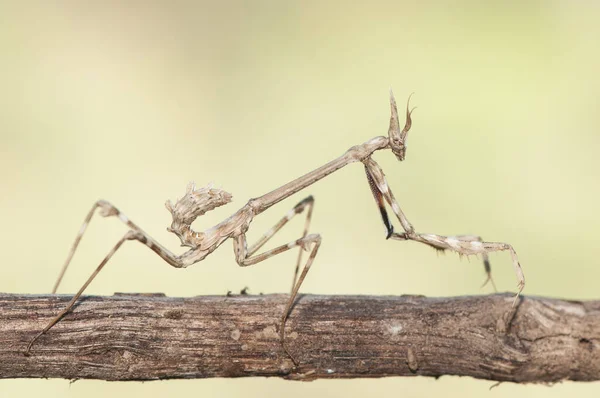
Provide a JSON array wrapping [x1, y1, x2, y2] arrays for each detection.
[[27, 93, 525, 363], [252, 136, 389, 213]]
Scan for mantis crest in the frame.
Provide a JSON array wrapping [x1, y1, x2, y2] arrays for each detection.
[[26, 92, 525, 360]]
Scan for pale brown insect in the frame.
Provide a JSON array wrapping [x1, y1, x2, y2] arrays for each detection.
[[26, 92, 525, 360]]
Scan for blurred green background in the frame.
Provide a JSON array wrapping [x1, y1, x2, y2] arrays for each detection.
[[1, 1, 599, 396]]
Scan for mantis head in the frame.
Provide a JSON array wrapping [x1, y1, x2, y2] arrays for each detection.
[[388, 91, 415, 162]]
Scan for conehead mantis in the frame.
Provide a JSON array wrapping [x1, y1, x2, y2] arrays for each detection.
[[26, 92, 525, 362]]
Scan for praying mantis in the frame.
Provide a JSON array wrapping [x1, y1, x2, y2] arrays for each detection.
[[25, 92, 525, 360]]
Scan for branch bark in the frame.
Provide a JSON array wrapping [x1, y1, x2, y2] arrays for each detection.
[[1, 293, 598, 382]]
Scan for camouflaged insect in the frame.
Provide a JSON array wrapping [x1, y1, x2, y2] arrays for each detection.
[[27, 92, 525, 364]]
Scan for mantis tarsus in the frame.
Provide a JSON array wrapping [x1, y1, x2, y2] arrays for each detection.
[[26, 92, 525, 361]]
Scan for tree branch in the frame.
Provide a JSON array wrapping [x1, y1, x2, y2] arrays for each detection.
[[1, 293, 598, 382]]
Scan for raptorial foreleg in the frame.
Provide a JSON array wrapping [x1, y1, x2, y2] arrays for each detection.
[[363, 156, 524, 301]]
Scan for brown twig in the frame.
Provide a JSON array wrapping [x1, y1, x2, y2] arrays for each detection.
[[1, 293, 598, 382]]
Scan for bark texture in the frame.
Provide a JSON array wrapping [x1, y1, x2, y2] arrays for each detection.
[[0, 293, 598, 382]]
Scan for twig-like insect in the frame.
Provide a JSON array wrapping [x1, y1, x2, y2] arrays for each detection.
[[26, 92, 525, 359]]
